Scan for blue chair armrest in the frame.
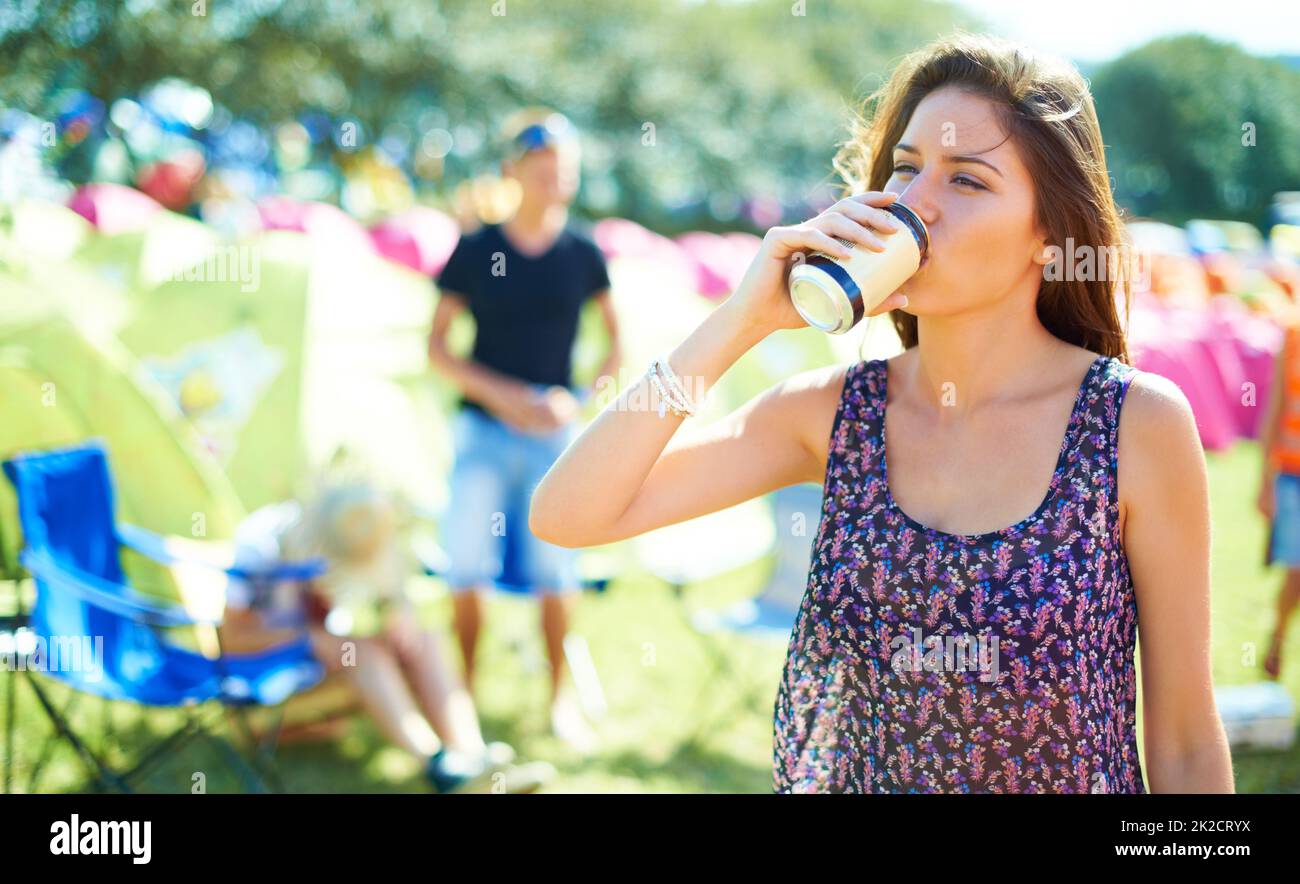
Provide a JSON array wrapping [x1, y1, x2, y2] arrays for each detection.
[[19, 548, 219, 628], [116, 523, 327, 582]]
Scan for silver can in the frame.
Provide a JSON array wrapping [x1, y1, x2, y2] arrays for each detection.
[[787, 202, 930, 334]]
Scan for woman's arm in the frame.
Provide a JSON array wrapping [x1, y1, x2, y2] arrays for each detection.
[[1119, 371, 1234, 793], [530, 304, 847, 548], [530, 191, 910, 548]]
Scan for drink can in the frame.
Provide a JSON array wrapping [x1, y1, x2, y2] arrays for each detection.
[[787, 201, 930, 334]]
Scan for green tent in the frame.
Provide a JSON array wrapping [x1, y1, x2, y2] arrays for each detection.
[[69, 208, 219, 295], [114, 230, 313, 510], [84, 216, 449, 513], [0, 290, 245, 579]]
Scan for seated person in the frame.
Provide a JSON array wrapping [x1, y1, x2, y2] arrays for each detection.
[[221, 483, 555, 794]]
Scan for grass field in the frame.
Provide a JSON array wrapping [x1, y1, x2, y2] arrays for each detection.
[[3, 438, 1299, 793]]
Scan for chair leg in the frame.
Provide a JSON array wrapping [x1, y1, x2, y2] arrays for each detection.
[[683, 653, 772, 749], [227, 704, 280, 765], [27, 689, 83, 793], [24, 673, 128, 793], [672, 583, 737, 748], [111, 704, 254, 793], [254, 712, 288, 793], [673, 588, 774, 750], [3, 666, 13, 794], [198, 711, 273, 794], [101, 695, 114, 753], [114, 708, 211, 789], [679, 640, 740, 748], [225, 705, 287, 793]]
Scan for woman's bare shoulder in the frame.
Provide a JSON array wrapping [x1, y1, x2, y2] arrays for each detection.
[[1119, 369, 1199, 449], [1116, 368, 1205, 528], [759, 360, 862, 482]]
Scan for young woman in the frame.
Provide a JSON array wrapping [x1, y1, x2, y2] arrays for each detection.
[[530, 33, 1232, 793]]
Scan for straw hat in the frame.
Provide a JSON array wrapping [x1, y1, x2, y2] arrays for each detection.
[[287, 483, 411, 611]]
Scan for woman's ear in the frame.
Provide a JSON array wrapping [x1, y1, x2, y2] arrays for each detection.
[[1031, 228, 1056, 268]]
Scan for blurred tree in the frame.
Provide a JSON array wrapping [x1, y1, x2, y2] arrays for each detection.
[[1093, 35, 1300, 226], [1, 0, 981, 232]]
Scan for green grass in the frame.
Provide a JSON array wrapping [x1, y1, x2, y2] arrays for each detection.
[[3, 440, 1300, 793], [1200, 440, 1300, 792]]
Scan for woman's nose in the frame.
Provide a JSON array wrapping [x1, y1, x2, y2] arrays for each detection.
[[895, 176, 939, 228]]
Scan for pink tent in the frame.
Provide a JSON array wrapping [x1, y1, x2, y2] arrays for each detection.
[[674, 231, 762, 300], [722, 231, 762, 285], [368, 206, 461, 276], [592, 217, 696, 287], [1133, 337, 1240, 450], [257, 196, 375, 254], [67, 183, 163, 235], [674, 232, 733, 297], [1128, 292, 1281, 450], [1204, 296, 1282, 437]]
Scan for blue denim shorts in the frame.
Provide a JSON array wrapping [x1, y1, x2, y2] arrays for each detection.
[[440, 399, 583, 594], [1270, 472, 1300, 567]]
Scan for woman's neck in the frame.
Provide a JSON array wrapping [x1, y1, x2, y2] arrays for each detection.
[[907, 288, 1070, 421]]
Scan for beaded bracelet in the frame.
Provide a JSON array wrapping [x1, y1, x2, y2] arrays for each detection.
[[653, 357, 697, 414], [646, 358, 695, 418]]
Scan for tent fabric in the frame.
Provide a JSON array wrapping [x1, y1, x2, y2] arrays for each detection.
[[1128, 293, 1282, 450]]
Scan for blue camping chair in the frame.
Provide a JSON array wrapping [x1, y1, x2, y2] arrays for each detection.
[[1, 441, 327, 793]]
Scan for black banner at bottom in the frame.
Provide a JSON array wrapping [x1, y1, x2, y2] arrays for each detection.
[[1, 792, 1290, 868]]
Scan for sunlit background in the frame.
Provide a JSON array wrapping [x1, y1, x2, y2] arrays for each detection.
[[2, 0, 1299, 793]]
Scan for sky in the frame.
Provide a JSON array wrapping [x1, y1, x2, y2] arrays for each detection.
[[951, 0, 1300, 63]]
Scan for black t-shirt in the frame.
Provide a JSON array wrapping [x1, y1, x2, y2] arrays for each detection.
[[434, 221, 611, 414]]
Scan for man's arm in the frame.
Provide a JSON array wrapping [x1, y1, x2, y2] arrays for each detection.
[[426, 289, 553, 431], [587, 288, 622, 398], [427, 290, 516, 407], [1257, 328, 1290, 509]]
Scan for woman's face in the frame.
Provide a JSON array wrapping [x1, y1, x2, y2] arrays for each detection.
[[884, 85, 1050, 311]]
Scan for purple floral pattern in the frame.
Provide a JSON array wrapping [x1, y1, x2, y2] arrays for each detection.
[[772, 354, 1144, 793]]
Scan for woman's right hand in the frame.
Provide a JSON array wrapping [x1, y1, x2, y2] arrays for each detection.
[[722, 190, 913, 336]]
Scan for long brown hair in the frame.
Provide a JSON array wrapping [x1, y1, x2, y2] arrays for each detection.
[[833, 32, 1132, 364]]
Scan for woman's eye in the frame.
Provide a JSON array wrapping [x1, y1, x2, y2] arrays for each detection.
[[892, 164, 985, 191]]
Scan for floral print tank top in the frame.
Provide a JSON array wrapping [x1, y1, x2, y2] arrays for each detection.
[[772, 353, 1144, 793]]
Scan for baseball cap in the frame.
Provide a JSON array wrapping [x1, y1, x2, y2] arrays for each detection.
[[504, 111, 578, 162]]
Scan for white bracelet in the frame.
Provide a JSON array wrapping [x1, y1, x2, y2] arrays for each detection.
[[648, 368, 691, 418], [647, 360, 694, 418], [653, 357, 699, 414], [653, 357, 697, 415]]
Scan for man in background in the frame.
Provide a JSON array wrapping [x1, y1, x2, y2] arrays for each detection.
[[428, 107, 621, 752]]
